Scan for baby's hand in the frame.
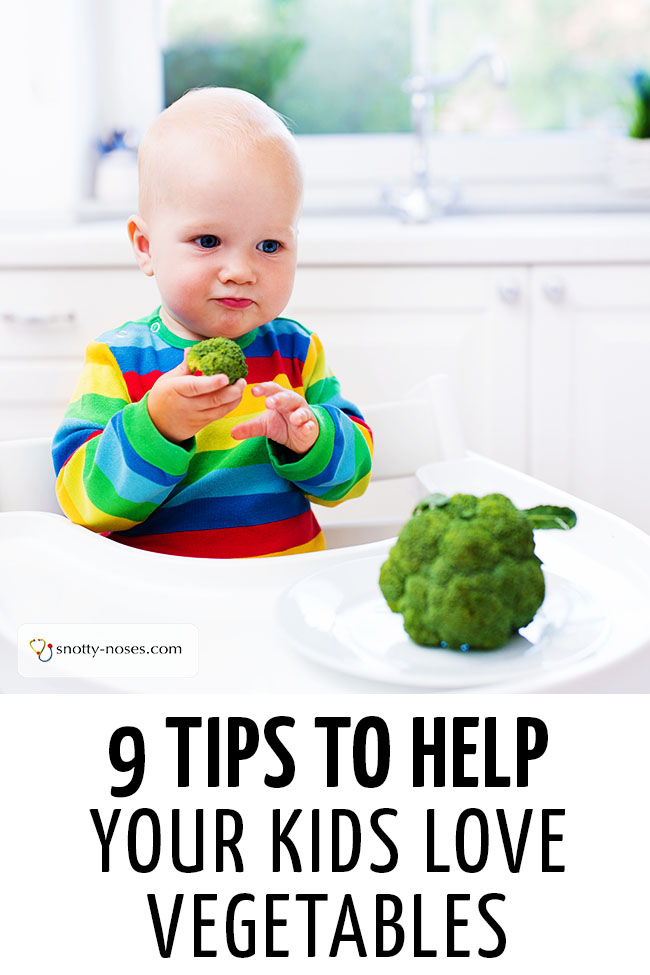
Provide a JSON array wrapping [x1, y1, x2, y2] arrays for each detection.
[[147, 353, 246, 444], [230, 382, 319, 455]]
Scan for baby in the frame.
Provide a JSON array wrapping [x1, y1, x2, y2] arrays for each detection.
[[52, 88, 373, 558]]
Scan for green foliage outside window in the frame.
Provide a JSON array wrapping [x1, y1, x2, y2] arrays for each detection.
[[163, 35, 305, 110], [628, 71, 650, 138], [162, 0, 650, 135]]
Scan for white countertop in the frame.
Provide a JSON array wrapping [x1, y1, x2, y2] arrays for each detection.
[[0, 212, 649, 267]]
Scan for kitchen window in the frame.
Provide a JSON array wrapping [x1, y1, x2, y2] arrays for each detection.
[[162, 0, 647, 136], [159, 0, 650, 214], [3, 0, 650, 220]]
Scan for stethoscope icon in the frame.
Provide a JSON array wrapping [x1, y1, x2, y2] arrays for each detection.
[[29, 639, 53, 663]]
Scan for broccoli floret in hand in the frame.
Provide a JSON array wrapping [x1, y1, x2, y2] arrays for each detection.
[[379, 492, 577, 650], [187, 337, 248, 383]]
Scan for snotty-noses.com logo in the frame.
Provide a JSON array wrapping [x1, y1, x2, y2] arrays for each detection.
[[19, 623, 199, 679], [29, 638, 53, 663]]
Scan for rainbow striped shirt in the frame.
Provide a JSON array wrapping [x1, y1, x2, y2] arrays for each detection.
[[52, 309, 373, 558]]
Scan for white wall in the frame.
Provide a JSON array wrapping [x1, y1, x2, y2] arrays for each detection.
[[91, 0, 163, 138], [0, 0, 162, 221]]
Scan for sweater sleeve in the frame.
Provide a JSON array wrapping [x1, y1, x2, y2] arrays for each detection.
[[266, 331, 373, 507], [52, 341, 195, 532]]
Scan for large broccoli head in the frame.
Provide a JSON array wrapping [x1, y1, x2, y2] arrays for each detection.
[[187, 337, 248, 384], [379, 492, 576, 650]]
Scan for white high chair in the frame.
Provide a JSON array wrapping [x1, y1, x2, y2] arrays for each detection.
[[0, 435, 60, 515], [1, 375, 650, 694]]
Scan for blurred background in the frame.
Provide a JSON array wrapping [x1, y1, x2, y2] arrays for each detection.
[[1, 0, 650, 219], [161, 0, 646, 134]]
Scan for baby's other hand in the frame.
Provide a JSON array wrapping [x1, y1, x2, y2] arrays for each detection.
[[230, 382, 319, 455], [147, 352, 246, 444]]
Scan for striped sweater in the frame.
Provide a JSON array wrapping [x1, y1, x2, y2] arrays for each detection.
[[52, 309, 373, 558]]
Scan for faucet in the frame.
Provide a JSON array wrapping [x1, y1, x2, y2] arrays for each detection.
[[383, 42, 508, 223]]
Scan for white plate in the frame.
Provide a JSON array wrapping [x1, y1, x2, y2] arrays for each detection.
[[278, 555, 610, 689]]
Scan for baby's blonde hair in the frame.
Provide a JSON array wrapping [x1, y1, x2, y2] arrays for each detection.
[[137, 87, 302, 218]]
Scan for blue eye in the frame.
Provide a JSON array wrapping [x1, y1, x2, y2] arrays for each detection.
[[197, 235, 220, 248], [257, 239, 281, 254]]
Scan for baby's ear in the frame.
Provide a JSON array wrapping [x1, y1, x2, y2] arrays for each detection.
[[127, 215, 154, 276]]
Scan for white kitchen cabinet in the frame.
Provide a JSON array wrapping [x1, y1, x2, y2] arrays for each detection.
[[285, 266, 528, 469], [530, 265, 650, 531], [0, 268, 159, 437], [0, 268, 159, 357]]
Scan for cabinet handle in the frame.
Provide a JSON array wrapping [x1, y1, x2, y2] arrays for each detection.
[[498, 282, 521, 304], [542, 278, 566, 303], [1, 312, 77, 328]]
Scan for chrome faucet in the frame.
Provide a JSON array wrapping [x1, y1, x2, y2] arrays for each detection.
[[383, 42, 508, 223]]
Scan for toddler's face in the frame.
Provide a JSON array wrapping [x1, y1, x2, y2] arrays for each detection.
[[139, 140, 301, 341]]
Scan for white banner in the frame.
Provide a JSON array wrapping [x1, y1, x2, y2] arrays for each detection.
[[0, 694, 647, 972]]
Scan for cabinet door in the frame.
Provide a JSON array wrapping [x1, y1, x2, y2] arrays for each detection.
[[530, 265, 650, 531], [0, 268, 159, 357], [0, 268, 159, 439], [286, 266, 528, 468], [0, 361, 81, 440]]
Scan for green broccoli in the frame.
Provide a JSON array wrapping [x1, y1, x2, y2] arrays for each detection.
[[187, 337, 248, 384], [379, 492, 577, 650]]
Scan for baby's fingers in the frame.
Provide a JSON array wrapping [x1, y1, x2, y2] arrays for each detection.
[[260, 388, 305, 413], [196, 376, 246, 400], [292, 416, 318, 443], [195, 378, 246, 413], [175, 373, 231, 398], [230, 417, 266, 440], [251, 381, 285, 396], [289, 407, 315, 427]]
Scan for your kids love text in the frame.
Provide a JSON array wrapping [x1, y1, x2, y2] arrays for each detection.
[[90, 713, 565, 962]]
